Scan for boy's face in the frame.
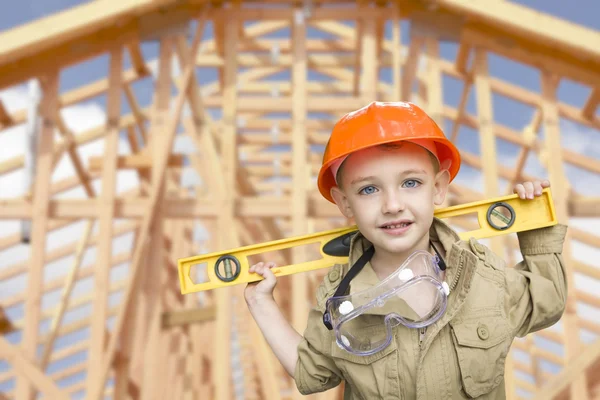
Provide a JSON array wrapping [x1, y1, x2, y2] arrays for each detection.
[[330, 142, 449, 260]]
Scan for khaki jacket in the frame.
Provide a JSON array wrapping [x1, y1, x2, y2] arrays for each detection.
[[294, 218, 568, 399]]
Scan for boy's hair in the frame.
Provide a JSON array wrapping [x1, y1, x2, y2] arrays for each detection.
[[335, 142, 440, 189]]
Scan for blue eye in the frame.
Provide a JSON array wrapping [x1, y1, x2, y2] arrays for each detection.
[[403, 179, 420, 188], [359, 186, 377, 195]]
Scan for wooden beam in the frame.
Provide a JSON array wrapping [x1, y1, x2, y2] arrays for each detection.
[[214, 6, 239, 398], [140, 36, 173, 400], [582, 88, 600, 120], [87, 21, 201, 399], [34, 221, 94, 399], [162, 307, 216, 328], [541, 71, 589, 400], [0, 306, 14, 334], [0, 0, 207, 89], [474, 47, 515, 399], [401, 31, 424, 101], [86, 46, 123, 395], [461, 24, 600, 88], [88, 153, 185, 170], [15, 72, 59, 400], [291, 7, 309, 400], [433, 0, 600, 64], [0, 100, 12, 128], [0, 337, 69, 400]]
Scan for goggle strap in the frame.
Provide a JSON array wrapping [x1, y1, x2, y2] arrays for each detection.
[[323, 246, 374, 330], [430, 241, 447, 271]]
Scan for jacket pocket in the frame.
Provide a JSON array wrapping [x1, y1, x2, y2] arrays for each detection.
[[450, 317, 511, 398], [331, 336, 399, 400]]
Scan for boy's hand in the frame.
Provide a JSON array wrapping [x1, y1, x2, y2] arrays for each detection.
[[513, 180, 551, 200], [244, 261, 278, 307]]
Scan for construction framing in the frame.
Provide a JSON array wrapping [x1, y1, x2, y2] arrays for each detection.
[[0, 0, 599, 399]]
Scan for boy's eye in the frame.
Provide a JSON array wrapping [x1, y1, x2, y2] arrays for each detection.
[[359, 185, 377, 195], [403, 179, 420, 188]]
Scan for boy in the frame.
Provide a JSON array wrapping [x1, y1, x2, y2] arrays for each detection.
[[245, 101, 567, 399]]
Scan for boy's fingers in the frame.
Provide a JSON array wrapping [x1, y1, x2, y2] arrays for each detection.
[[261, 265, 277, 285], [533, 181, 543, 196], [542, 179, 551, 188], [514, 184, 525, 199], [249, 262, 263, 274], [523, 181, 534, 199]]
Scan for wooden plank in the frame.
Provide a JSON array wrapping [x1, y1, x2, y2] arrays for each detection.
[[434, 0, 600, 63], [0, 337, 69, 400], [86, 45, 123, 395], [15, 71, 59, 400], [290, 7, 309, 400], [401, 31, 424, 101], [34, 221, 94, 399], [127, 41, 149, 76], [0, 100, 12, 127], [88, 153, 185, 170], [582, 88, 600, 120], [391, 9, 402, 101], [140, 36, 173, 400], [0, 306, 14, 334], [474, 48, 515, 398], [425, 38, 443, 126], [214, 7, 239, 398], [86, 22, 201, 399], [162, 307, 216, 328], [540, 71, 589, 400], [0, 2, 206, 90], [462, 24, 600, 88]]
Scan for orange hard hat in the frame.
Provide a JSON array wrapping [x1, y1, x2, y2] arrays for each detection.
[[317, 101, 461, 203]]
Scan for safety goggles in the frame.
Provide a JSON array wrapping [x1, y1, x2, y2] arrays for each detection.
[[323, 247, 449, 356]]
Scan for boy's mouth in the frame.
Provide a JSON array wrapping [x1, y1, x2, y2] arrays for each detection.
[[380, 221, 413, 229]]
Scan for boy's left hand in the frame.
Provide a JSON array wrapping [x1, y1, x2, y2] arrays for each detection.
[[513, 180, 551, 200]]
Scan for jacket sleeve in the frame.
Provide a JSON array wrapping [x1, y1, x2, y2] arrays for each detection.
[[294, 265, 345, 395], [504, 224, 569, 337]]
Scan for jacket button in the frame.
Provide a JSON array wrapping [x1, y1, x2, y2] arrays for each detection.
[[328, 269, 340, 281], [474, 242, 485, 254], [477, 325, 489, 340]]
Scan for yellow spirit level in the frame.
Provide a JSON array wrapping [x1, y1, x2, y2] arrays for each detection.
[[178, 188, 557, 294]]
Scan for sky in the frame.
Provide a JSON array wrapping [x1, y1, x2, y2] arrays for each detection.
[[0, 1, 599, 399]]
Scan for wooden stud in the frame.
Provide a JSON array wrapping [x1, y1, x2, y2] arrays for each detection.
[[15, 71, 59, 400], [139, 36, 173, 400], [290, 6, 309, 400], [540, 71, 589, 400], [582, 88, 600, 120], [0, 337, 69, 400], [85, 46, 123, 396], [474, 47, 515, 399], [402, 31, 424, 102], [214, 4, 239, 399]]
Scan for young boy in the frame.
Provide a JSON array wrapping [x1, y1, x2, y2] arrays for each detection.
[[244, 101, 568, 399]]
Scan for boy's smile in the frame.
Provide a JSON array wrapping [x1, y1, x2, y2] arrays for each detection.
[[330, 142, 449, 275]]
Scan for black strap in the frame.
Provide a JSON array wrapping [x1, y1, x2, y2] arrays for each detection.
[[431, 241, 447, 271], [322, 241, 446, 330], [323, 246, 374, 330]]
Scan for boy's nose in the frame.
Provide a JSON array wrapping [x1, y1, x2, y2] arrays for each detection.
[[382, 193, 405, 214]]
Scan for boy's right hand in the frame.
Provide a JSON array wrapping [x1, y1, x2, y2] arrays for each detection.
[[244, 261, 278, 307]]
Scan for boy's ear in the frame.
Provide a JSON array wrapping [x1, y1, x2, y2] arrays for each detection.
[[330, 186, 354, 219], [433, 169, 450, 206]]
